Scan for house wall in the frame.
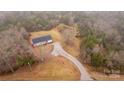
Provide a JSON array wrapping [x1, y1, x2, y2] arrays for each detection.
[[34, 42, 42, 47], [47, 40, 53, 43]]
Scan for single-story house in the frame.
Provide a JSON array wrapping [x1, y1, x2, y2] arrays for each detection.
[[31, 35, 53, 47]]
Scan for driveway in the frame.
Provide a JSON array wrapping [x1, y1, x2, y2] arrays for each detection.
[[51, 42, 92, 80]]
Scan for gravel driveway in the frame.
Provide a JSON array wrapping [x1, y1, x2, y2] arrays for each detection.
[[51, 42, 92, 80]]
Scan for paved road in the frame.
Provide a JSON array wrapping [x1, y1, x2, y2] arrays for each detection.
[[51, 42, 92, 80]]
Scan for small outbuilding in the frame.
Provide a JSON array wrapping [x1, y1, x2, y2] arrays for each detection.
[[31, 35, 53, 47]]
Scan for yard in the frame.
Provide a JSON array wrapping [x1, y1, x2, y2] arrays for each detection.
[[0, 56, 80, 80], [29, 24, 81, 60], [29, 27, 63, 59]]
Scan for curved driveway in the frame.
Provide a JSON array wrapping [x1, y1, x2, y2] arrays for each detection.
[[51, 42, 92, 80]]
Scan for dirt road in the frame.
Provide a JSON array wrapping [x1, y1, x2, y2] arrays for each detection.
[[51, 42, 92, 80]]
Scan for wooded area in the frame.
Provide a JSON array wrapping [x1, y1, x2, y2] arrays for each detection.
[[0, 12, 124, 75]]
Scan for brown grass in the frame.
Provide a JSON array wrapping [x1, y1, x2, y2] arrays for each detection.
[[30, 29, 62, 42], [0, 56, 80, 80], [84, 64, 124, 80], [32, 44, 53, 59], [63, 38, 81, 58]]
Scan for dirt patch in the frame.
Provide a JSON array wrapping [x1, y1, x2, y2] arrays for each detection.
[[0, 56, 80, 80]]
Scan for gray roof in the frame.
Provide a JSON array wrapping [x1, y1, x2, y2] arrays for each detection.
[[32, 35, 52, 44]]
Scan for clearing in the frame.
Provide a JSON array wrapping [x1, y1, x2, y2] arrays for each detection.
[[0, 24, 81, 80], [0, 56, 80, 80], [29, 24, 82, 80], [30, 24, 80, 58]]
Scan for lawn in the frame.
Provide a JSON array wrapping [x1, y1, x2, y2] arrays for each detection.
[[0, 56, 80, 80]]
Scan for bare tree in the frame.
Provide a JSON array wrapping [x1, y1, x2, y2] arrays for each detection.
[[19, 27, 29, 40], [61, 28, 76, 45], [0, 27, 34, 74]]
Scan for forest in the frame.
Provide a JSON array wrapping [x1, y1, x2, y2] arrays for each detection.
[[0, 12, 124, 75]]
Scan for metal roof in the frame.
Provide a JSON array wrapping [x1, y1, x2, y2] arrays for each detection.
[[32, 35, 52, 44]]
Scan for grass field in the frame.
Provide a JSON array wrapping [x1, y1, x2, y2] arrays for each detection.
[[0, 56, 80, 80]]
